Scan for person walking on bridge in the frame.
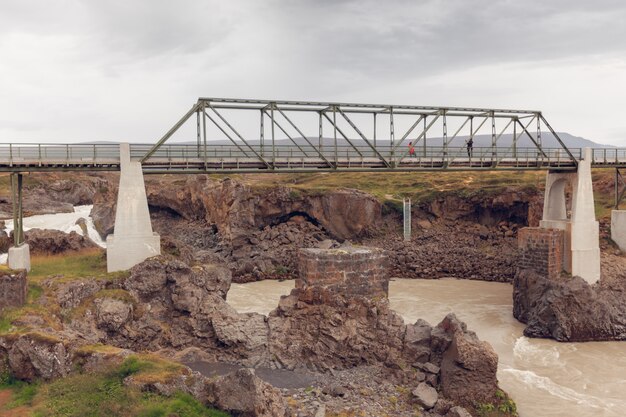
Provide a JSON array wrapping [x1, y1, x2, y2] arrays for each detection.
[[466, 137, 473, 158], [408, 141, 416, 158]]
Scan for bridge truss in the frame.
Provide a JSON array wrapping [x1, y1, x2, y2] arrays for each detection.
[[138, 98, 579, 173]]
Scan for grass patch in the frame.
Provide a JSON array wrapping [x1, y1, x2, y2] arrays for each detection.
[[0, 358, 230, 417], [117, 355, 185, 385], [28, 249, 107, 283], [0, 371, 39, 409]]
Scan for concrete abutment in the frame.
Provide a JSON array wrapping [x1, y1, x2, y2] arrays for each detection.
[[539, 148, 600, 284], [106, 143, 160, 272]]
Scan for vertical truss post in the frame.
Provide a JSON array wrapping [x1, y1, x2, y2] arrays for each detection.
[[270, 103, 276, 166], [537, 114, 542, 163], [202, 102, 207, 169], [260, 110, 265, 157], [469, 116, 474, 161], [442, 110, 448, 159], [333, 106, 338, 167], [11, 173, 24, 247], [491, 111, 496, 160], [373, 113, 377, 149], [318, 111, 323, 155], [390, 106, 395, 165], [196, 110, 201, 156], [513, 118, 517, 159], [423, 117, 427, 157]]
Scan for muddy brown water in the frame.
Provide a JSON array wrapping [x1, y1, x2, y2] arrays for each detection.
[[227, 278, 626, 417]]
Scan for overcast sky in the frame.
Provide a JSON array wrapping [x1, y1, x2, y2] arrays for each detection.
[[1, 0, 626, 145]]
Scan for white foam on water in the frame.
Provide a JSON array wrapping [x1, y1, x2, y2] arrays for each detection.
[[501, 367, 613, 410], [1, 205, 106, 264], [513, 337, 562, 367]]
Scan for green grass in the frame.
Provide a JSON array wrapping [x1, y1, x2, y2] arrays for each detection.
[[239, 170, 547, 203], [28, 249, 129, 284], [0, 357, 231, 417], [0, 371, 39, 409]]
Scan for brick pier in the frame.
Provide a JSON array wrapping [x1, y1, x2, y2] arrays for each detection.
[[297, 246, 389, 298], [518, 227, 564, 280]]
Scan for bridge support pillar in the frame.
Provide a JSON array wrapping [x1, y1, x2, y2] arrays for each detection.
[[106, 143, 160, 272], [7, 173, 30, 271], [540, 148, 600, 284]]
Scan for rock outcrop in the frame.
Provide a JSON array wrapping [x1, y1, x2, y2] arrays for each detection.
[[21, 228, 99, 255], [0, 269, 27, 310], [368, 221, 519, 282], [0, 173, 108, 218], [437, 314, 499, 406], [513, 268, 626, 341], [91, 175, 381, 243]]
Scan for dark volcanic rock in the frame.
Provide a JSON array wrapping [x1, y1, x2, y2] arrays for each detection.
[[513, 269, 626, 341], [366, 221, 519, 282], [22, 228, 99, 255], [437, 313, 499, 407], [91, 175, 381, 243], [207, 368, 286, 417], [0, 269, 27, 310]]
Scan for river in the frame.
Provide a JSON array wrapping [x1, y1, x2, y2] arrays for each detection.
[[0, 205, 105, 263], [228, 278, 626, 417]]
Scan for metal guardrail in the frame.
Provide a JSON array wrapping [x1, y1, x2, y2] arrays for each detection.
[[592, 148, 626, 165], [0, 143, 120, 163], [0, 143, 624, 172]]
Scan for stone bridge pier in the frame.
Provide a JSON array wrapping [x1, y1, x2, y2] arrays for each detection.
[[106, 143, 160, 272], [539, 148, 600, 283]]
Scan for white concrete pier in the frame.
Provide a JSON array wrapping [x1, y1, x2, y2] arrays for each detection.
[[540, 148, 600, 284], [8, 244, 31, 272], [106, 143, 160, 272], [611, 210, 626, 252]]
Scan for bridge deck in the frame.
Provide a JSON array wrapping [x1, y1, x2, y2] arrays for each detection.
[[0, 144, 625, 173]]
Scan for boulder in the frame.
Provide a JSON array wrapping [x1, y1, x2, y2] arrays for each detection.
[[1, 333, 72, 381], [438, 314, 498, 407], [207, 368, 286, 417], [412, 382, 438, 409], [446, 406, 473, 417], [94, 297, 134, 331]]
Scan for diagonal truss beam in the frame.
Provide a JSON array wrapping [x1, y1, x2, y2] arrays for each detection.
[[539, 114, 577, 164], [141, 103, 200, 162], [274, 107, 334, 167], [515, 118, 548, 159], [336, 108, 391, 167], [321, 111, 364, 157], [208, 105, 272, 168]]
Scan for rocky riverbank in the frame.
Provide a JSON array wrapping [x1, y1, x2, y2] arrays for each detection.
[[0, 249, 517, 417], [513, 252, 626, 342]]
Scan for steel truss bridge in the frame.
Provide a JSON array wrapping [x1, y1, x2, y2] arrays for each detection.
[[1, 98, 626, 175]]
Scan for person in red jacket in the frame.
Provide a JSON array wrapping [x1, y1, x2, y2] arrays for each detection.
[[408, 141, 416, 157]]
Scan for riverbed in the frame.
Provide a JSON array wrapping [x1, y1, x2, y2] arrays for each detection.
[[228, 278, 626, 417]]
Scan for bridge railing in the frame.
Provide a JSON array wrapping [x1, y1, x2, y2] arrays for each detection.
[[0, 142, 584, 169], [0, 143, 120, 164], [129, 143, 580, 167], [591, 148, 626, 165]]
